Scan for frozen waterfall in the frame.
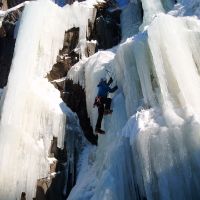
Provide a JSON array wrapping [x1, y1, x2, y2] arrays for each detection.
[[0, 0, 96, 199], [0, 1, 66, 199], [68, 1, 200, 200], [1, 0, 200, 199]]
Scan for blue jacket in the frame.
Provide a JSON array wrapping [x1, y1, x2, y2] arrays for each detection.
[[97, 81, 118, 97]]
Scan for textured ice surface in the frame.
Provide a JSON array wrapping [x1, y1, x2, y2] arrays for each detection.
[[0, 1, 66, 199], [0, 0, 96, 199], [1, 0, 200, 199], [68, 2, 200, 200]]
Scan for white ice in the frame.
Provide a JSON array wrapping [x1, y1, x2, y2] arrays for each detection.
[[68, 50, 115, 129], [0, 0, 97, 199], [68, 1, 200, 200], [2, 0, 200, 199]]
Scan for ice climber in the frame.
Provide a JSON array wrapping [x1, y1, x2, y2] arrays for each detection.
[[93, 77, 118, 134]]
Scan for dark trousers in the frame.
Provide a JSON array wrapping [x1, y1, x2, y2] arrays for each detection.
[[96, 97, 111, 129]]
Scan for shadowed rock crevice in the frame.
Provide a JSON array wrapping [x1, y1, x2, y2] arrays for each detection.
[[0, 7, 23, 88], [44, 137, 69, 200], [43, 109, 84, 199], [90, 1, 121, 49], [47, 28, 80, 82], [34, 137, 68, 200], [35, 109, 84, 200], [63, 80, 98, 145], [48, 27, 98, 146]]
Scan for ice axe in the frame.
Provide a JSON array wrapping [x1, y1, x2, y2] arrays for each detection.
[[105, 68, 117, 86]]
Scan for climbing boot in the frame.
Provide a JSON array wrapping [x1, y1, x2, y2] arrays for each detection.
[[95, 128, 105, 134], [104, 109, 113, 115]]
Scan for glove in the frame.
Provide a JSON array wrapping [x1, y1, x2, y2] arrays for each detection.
[[109, 77, 113, 83], [113, 85, 118, 91]]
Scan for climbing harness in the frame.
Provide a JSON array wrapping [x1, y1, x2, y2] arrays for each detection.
[[93, 96, 102, 107]]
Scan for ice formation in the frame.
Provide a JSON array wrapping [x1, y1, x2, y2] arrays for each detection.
[[68, 0, 200, 200], [0, 0, 96, 199], [1, 0, 200, 199], [0, 1, 66, 199]]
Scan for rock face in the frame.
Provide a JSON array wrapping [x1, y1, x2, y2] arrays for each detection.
[[94, 9, 121, 49], [48, 27, 98, 146], [62, 80, 98, 145], [47, 28, 80, 82], [0, 35, 15, 87], [35, 113, 84, 200], [85, 40, 97, 57], [6, 0, 26, 8], [0, 8, 22, 88], [91, 2, 121, 49]]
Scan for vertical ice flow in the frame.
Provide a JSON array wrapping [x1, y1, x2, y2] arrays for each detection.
[[140, 0, 164, 30], [68, 8, 200, 200], [0, 1, 65, 199], [148, 14, 200, 120], [0, 0, 97, 198]]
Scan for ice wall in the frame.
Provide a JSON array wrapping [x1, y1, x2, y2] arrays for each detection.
[[139, 0, 176, 30], [0, 1, 67, 199], [171, 0, 200, 17], [121, 2, 143, 40], [0, 0, 97, 198], [148, 14, 200, 119], [68, 4, 200, 200], [68, 50, 115, 129], [139, 0, 164, 30]]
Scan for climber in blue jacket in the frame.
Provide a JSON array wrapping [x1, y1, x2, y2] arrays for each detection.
[[93, 77, 118, 134]]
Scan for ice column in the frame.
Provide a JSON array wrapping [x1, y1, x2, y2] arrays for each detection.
[[0, 1, 67, 199], [140, 0, 164, 30]]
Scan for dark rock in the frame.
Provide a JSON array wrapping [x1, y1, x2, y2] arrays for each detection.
[[0, 36, 15, 87], [61, 28, 80, 65], [47, 61, 68, 81], [47, 28, 79, 82], [47, 26, 98, 146], [2, 7, 23, 38], [85, 41, 97, 57], [62, 27, 79, 55], [45, 170, 67, 200], [0, 26, 6, 38], [62, 79, 98, 145], [36, 181, 48, 200], [20, 192, 26, 200], [7, 0, 28, 8], [91, 3, 121, 49], [35, 118, 83, 200], [0, 8, 23, 88], [0, 2, 3, 8], [59, 28, 80, 63], [42, 137, 68, 200], [47, 28, 80, 82]]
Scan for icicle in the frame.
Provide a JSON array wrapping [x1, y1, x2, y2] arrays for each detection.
[[0, 1, 66, 198]]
